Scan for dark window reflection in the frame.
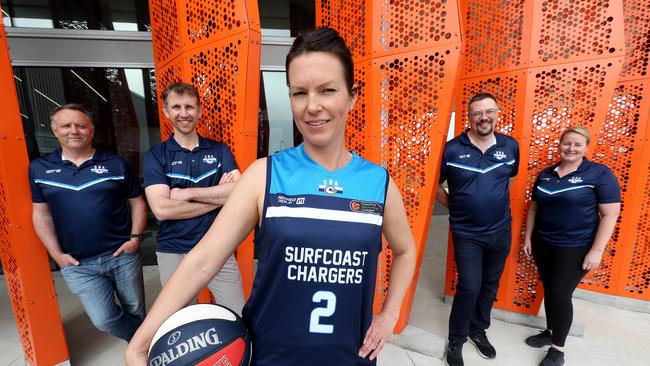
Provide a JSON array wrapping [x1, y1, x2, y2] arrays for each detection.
[[13, 66, 160, 266], [1, 0, 150, 31], [259, 0, 314, 37]]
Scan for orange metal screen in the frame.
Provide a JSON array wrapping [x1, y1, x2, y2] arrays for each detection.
[[148, 0, 261, 300], [0, 16, 69, 366], [447, 0, 650, 315], [317, 0, 462, 332]]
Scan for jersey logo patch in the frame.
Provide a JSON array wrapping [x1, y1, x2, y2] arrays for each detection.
[[202, 154, 217, 164], [45, 169, 61, 174], [90, 165, 108, 174], [350, 200, 382, 215], [493, 151, 507, 160], [459, 154, 471, 159], [568, 176, 583, 184], [318, 179, 343, 195]]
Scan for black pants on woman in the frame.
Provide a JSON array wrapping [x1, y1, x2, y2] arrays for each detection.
[[532, 237, 590, 347]]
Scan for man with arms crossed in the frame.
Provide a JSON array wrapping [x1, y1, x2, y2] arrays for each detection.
[[30, 104, 147, 341], [144, 82, 245, 314], [437, 93, 519, 366]]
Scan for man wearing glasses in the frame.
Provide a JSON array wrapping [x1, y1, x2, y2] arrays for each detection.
[[436, 93, 519, 366]]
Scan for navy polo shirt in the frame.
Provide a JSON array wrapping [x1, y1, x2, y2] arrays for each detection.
[[144, 135, 238, 253], [439, 132, 519, 235], [29, 148, 142, 260], [532, 158, 620, 247]]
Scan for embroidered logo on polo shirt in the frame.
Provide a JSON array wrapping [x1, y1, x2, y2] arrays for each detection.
[[90, 165, 108, 174], [318, 179, 344, 195], [493, 151, 507, 160], [459, 154, 471, 159], [568, 176, 583, 184], [45, 169, 61, 174], [202, 155, 217, 164]]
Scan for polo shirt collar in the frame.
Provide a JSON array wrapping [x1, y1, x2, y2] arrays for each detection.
[[551, 157, 591, 175], [47, 146, 107, 164], [166, 134, 210, 152], [459, 131, 505, 147]]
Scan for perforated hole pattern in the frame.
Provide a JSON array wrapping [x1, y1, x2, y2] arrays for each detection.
[[318, 0, 368, 60], [462, 0, 525, 75], [375, 49, 453, 301], [536, 0, 619, 62], [155, 60, 183, 139], [379, 0, 453, 52], [150, 0, 180, 65], [582, 82, 643, 290], [345, 62, 368, 156], [185, 0, 243, 45], [627, 160, 650, 295], [0, 160, 35, 363], [620, 0, 650, 79], [189, 39, 244, 156]]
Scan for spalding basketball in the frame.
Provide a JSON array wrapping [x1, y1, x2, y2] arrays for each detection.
[[148, 304, 251, 366]]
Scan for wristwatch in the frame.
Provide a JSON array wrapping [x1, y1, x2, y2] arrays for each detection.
[[130, 233, 145, 241]]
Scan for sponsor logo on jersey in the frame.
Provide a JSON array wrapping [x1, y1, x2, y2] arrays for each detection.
[[90, 165, 108, 174], [149, 327, 222, 366], [318, 179, 343, 195], [296, 197, 305, 205], [202, 154, 217, 164], [350, 200, 382, 215], [568, 176, 583, 184], [45, 169, 61, 174], [459, 154, 471, 159], [542, 177, 551, 181], [171, 160, 183, 166], [493, 151, 507, 160]]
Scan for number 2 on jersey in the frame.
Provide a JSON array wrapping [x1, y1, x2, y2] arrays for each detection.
[[309, 291, 336, 334]]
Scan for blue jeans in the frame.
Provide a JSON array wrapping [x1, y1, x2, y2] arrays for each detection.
[[60, 250, 145, 341], [449, 229, 511, 343]]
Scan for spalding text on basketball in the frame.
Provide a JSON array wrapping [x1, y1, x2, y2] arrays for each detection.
[[149, 327, 222, 366]]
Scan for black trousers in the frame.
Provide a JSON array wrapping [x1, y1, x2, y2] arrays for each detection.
[[532, 236, 590, 347], [449, 229, 511, 343]]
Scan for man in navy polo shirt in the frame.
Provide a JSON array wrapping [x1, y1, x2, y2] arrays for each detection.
[[144, 82, 245, 314], [30, 104, 147, 341], [436, 93, 519, 366]]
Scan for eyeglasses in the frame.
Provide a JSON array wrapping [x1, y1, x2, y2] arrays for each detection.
[[468, 108, 499, 119]]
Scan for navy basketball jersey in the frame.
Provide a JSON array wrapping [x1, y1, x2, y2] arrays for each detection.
[[243, 144, 388, 366]]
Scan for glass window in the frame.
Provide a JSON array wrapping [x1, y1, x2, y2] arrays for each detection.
[[14, 66, 160, 265], [1, 0, 150, 31], [259, 0, 314, 37]]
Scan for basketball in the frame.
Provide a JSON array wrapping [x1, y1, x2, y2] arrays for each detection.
[[148, 304, 251, 366]]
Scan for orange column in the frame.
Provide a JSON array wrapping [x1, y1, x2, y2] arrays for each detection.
[[317, 0, 462, 332], [450, 0, 626, 314], [580, 1, 650, 300], [148, 0, 260, 300], [0, 14, 69, 366]]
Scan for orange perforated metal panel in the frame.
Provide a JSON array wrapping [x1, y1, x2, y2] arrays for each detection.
[[149, 0, 260, 299], [318, 0, 462, 332], [450, 0, 627, 314], [0, 17, 69, 365]]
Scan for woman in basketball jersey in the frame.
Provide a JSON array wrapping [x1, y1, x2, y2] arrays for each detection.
[[126, 27, 416, 366]]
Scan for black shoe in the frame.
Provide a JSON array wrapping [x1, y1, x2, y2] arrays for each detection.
[[468, 329, 496, 359], [539, 347, 565, 366], [526, 329, 553, 348], [445, 340, 464, 366]]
